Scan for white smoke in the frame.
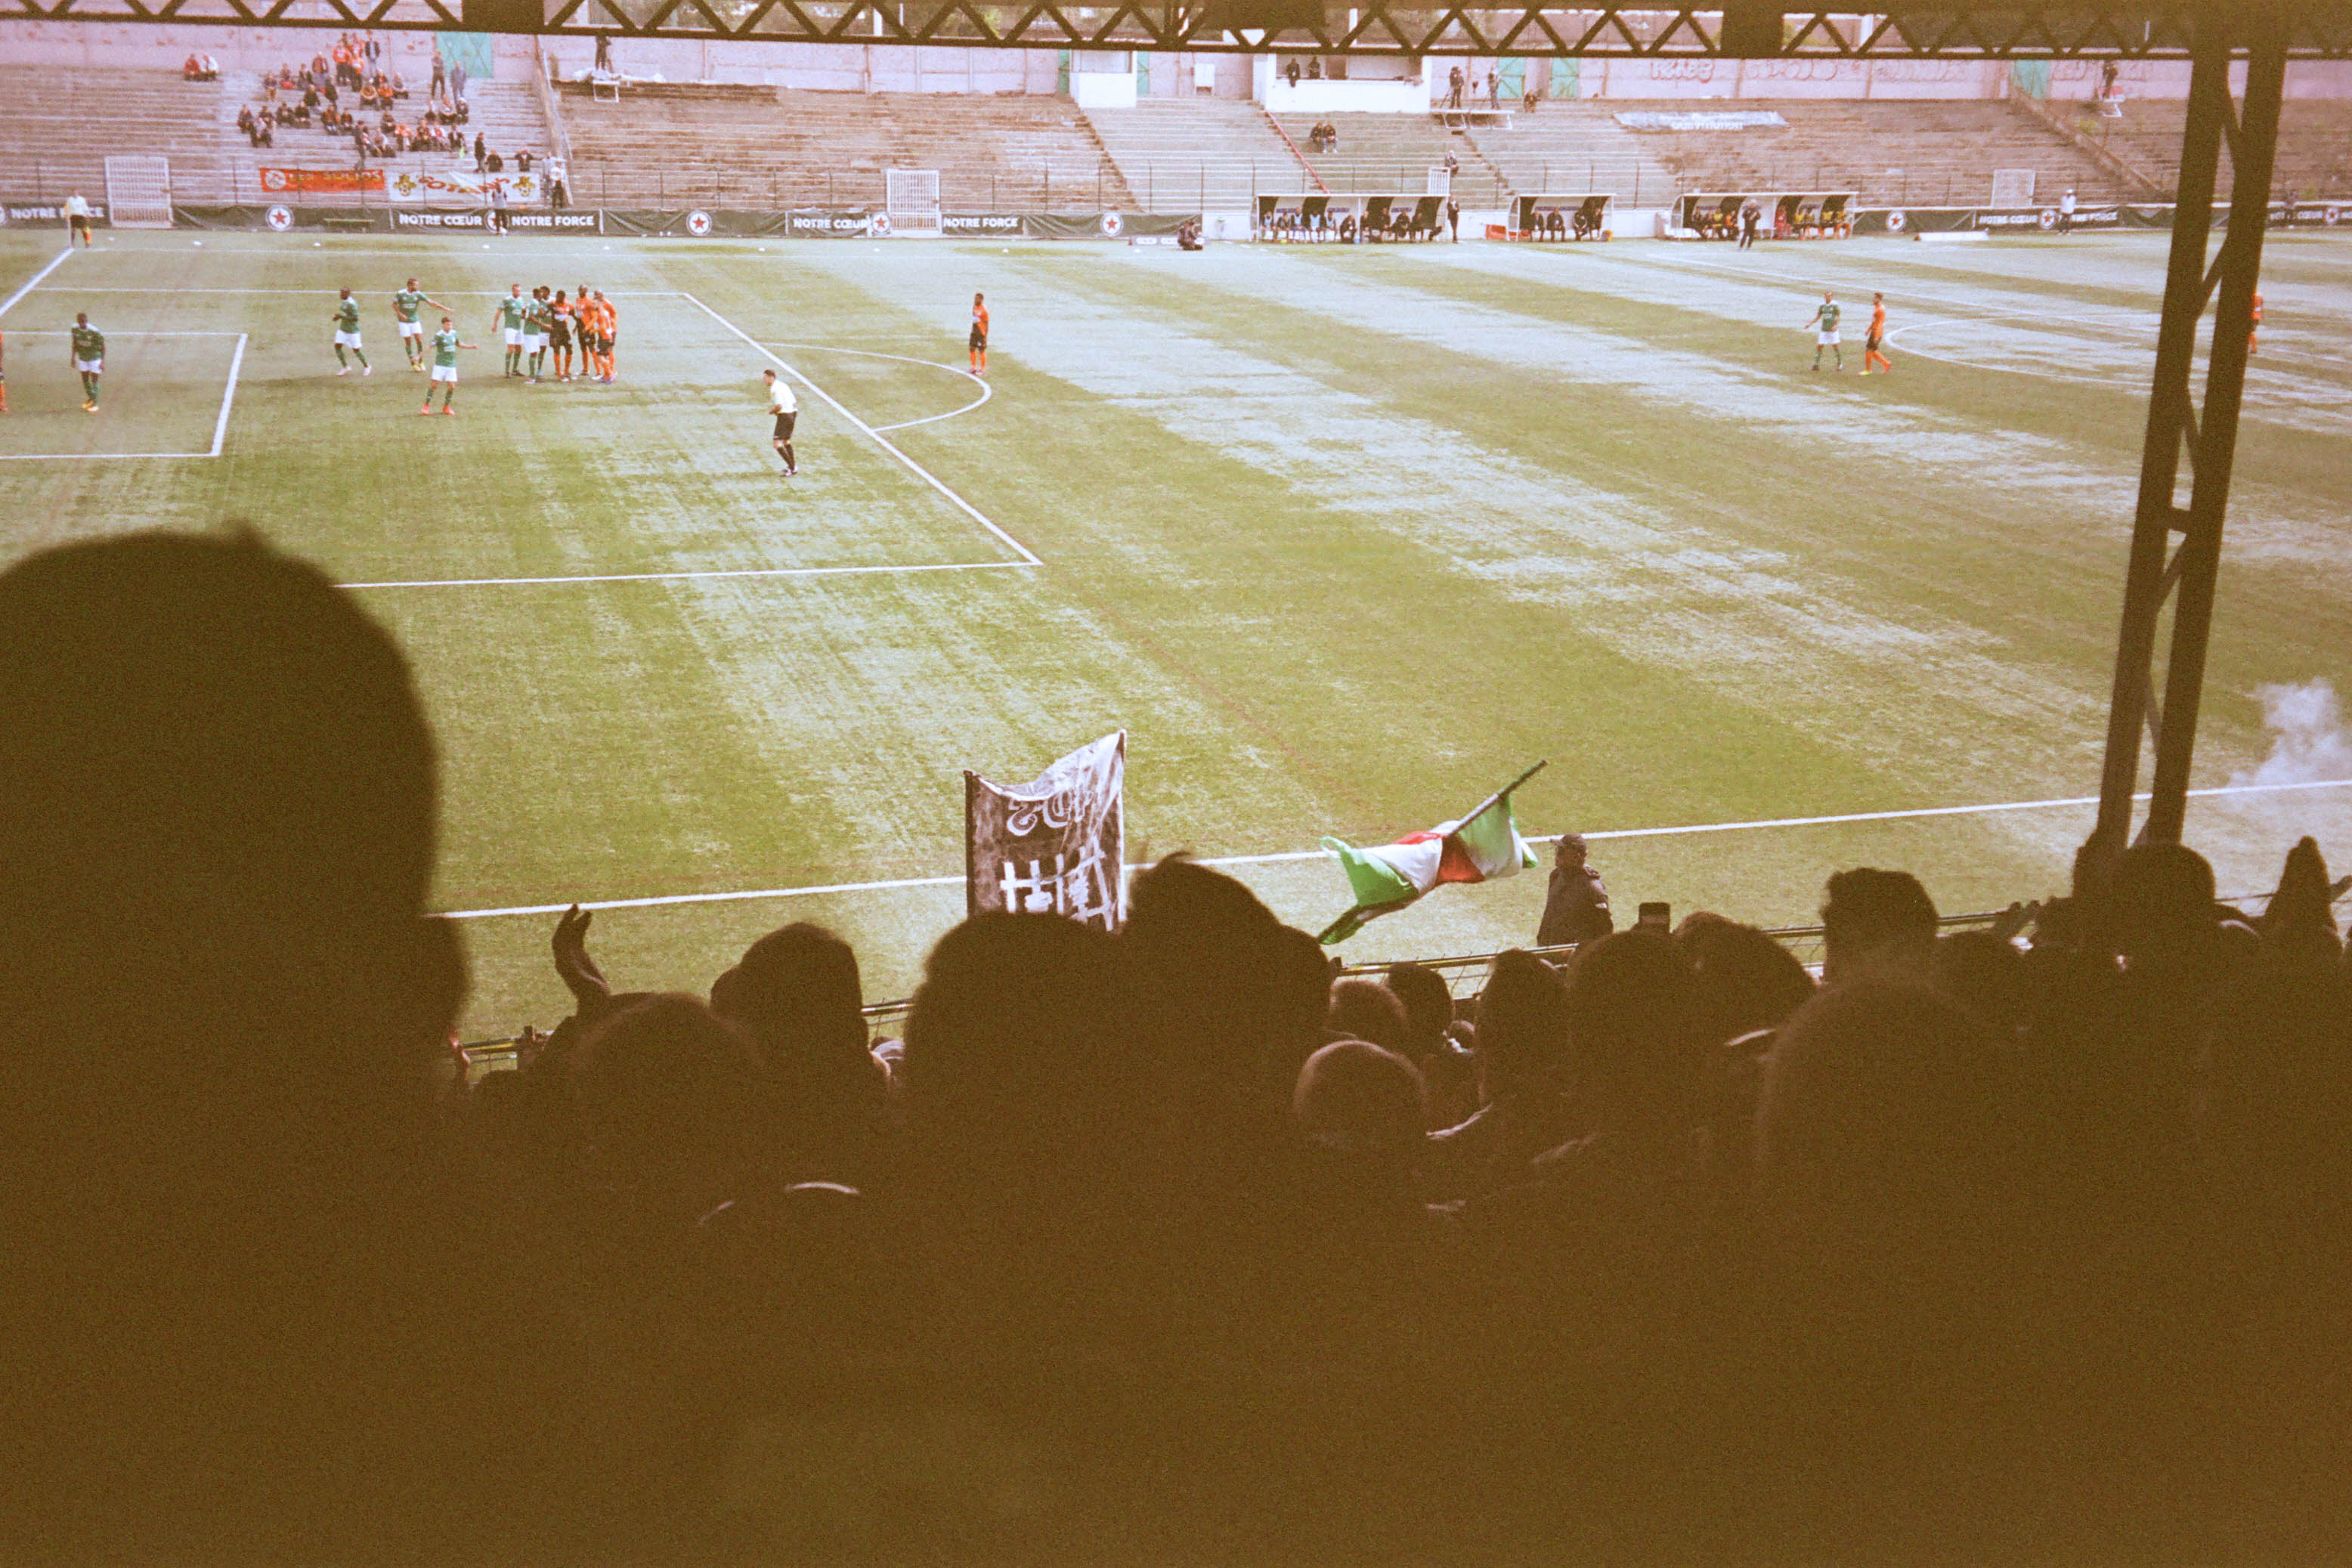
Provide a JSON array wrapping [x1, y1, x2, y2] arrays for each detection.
[[2231, 679, 2352, 787]]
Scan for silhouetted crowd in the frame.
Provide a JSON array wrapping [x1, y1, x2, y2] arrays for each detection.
[[2, 529, 2347, 1563]]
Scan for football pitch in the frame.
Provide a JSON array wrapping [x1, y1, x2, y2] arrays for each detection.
[[2, 226, 2347, 1033]]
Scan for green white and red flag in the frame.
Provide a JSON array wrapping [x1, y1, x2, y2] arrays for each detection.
[[1316, 762, 1546, 945]]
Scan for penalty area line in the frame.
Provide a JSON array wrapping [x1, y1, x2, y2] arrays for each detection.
[[682, 290, 1039, 566], [438, 776, 2352, 920], [0, 246, 71, 321]]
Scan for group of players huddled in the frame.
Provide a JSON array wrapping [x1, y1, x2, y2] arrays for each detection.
[[324, 278, 621, 416]]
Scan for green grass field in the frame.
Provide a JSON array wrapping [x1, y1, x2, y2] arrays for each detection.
[[2, 226, 2347, 1033]]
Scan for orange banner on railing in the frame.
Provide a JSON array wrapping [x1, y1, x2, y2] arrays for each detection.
[[259, 167, 386, 194]]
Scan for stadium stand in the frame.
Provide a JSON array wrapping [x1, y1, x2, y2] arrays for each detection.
[[1461, 102, 1679, 206], [0, 64, 228, 203], [556, 84, 1134, 211], [1277, 110, 1510, 206], [1611, 97, 2128, 207], [206, 69, 550, 205], [1082, 98, 1320, 212], [2078, 95, 2352, 199]]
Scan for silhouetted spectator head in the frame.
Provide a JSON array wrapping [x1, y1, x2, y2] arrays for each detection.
[[713, 922, 863, 1050], [566, 992, 766, 1222], [1758, 978, 2013, 1291], [2260, 836, 2341, 959], [1472, 949, 1570, 1104], [1930, 929, 2032, 1035], [2107, 840, 2217, 967], [1295, 1039, 1425, 1158], [1562, 929, 1703, 1132], [1326, 977, 1409, 1052], [902, 912, 1123, 1180], [1674, 911, 1817, 1044], [0, 530, 459, 1070], [1555, 832, 1589, 869], [1384, 962, 1455, 1055], [1820, 867, 1939, 985]]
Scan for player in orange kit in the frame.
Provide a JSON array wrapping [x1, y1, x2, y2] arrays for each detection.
[[1861, 292, 1895, 376]]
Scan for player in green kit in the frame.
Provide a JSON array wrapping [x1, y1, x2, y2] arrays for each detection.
[[524, 287, 553, 383], [1804, 292, 1844, 372], [491, 285, 528, 378], [392, 277, 450, 371], [419, 315, 475, 416], [331, 288, 370, 376], [70, 313, 104, 412]]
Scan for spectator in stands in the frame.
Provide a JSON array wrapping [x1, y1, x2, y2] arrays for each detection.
[[517, 148, 534, 175], [1326, 976, 1410, 1053], [474, 131, 488, 172], [1487, 70, 1499, 109], [595, 31, 613, 74], [1425, 948, 1573, 1200], [430, 48, 445, 99], [709, 922, 893, 1184], [548, 154, 571, 209], [1286, 57, 1301, 88], [451, 58, 469, 102], [1821, 867, 1939, 985], [0, 531, 582, 1556], [1537, 833, 1613, 948], [1448, 64, 1464, 109]]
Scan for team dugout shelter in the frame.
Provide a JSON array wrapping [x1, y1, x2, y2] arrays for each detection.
[[1504, 193, 1616, 240], [1255, 193, 1448, 242], [1674, 190, 1858, 240]]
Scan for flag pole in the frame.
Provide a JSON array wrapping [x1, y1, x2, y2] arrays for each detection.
[[1459, 759, 1547, 827]]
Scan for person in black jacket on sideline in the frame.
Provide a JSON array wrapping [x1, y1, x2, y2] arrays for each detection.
[[1537, 833, 1613, 949]]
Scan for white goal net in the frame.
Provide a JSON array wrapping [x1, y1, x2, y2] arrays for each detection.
[[885, 168, 942, 236], [105, 155, 174, 228], [1989, 168, 2037, 206]]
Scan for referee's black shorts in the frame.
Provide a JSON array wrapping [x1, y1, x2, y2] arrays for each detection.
[[772, 411, 796, 441]]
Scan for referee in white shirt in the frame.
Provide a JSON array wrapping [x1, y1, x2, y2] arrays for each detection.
[[763, 368, 797, 477]]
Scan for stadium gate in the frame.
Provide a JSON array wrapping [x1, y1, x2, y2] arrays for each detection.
[[104, 156, 174, 229]]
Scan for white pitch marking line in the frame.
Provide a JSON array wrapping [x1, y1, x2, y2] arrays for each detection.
[[208, 334, 247, 456], [0, 329, 248, 462], [766, 339, 992, 431], [682, 290, 1040, 566], [0, 246, 72, 320], [437, 777, 2352, 920], [345, 559, 1032, 589]]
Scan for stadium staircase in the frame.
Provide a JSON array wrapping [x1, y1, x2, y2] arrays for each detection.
[[1081, 98, 1320, 212], [1459, 104, 1679, 206], [558, 85, 1133, 212], [0, 65, 230, 203], [1615, 98, 2126, 207], [2072, 96, 2352, 199], [206, 70, 550, 206], [1277, 112, 1509, 206]]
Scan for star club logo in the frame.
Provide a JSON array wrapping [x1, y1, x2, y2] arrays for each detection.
[[685, 209, 713, 237], [265, 204, 295, 231]]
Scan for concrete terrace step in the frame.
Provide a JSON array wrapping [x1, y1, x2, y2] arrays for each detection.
[[557, 85, 1131, 211], [1081, 100, 1314, 212]]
